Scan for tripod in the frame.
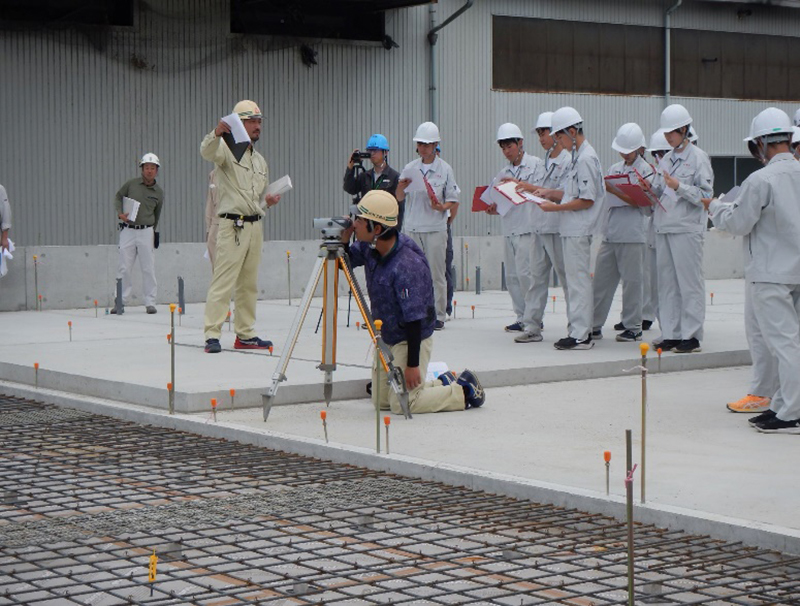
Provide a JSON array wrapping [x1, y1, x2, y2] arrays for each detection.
[[262, 238, 411, 421]]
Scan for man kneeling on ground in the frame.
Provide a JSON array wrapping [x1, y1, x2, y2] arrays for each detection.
[[343, 190, 485, 414]]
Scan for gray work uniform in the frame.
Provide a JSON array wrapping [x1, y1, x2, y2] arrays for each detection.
[[522, 149, 571, 334], [642, 215, 659, 326], [559, 142, 605, 341], [651, 143, 714, 341], [592, 156, 654, 332], [491, 153, 543, 324], [709, 153, 800, 421], [401, 157, 460, 323]]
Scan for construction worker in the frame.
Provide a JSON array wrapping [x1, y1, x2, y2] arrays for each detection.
[[535, 107, 605, 350], [485, 123, 542, 334], [396, 122, 459, 330], [792, 126, 800, 157], [591, 123, 653, 342], [514, 112, 571, 343], [722, 116, 779, 415], [200, 100, 281, 353], [112, 153, 164, 314], [205, 169, 220, 270], [343, 134, 401, 225], [343, 190, 485, 414], [705, 108, 800, 434], [642, 129, 672, 332], [648, 104, 714, 354]]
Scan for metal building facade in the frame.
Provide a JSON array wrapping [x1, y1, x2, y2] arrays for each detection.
[[1, 0, 799, 247]]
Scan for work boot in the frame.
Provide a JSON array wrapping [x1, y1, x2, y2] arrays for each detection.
[[204, 338, 221, 354], [673, 338, 701, 353], [504, 321, 524, 332], [146, 306, 157, 314], [514, 331, 543, 343], [616, 329, 642, 342]]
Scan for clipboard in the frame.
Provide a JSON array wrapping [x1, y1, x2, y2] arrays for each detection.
[[222, 132, 250, 163], [472, 186, 490, 212], [604, 173, 658, 208]]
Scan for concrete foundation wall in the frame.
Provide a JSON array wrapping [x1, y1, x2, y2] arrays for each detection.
[[1, 229, 744, 312]]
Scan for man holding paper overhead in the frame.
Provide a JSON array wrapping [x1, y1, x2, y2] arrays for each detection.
[[200, 99, 281, 354], [112, 153, 164, 314]]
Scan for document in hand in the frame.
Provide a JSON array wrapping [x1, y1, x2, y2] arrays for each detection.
[[398, 167, 427, 193], [472, 186, 490, 212], [479, 180, 546, 216], [266, 175, 293, 197], [603, 174, 656, 208], [122, 196, 141, 222], [718, 185, 740, 201], [221, 112, 252, 162]]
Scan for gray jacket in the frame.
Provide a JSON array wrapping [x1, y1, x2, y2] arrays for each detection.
[[710, 153, 800, 284], [652, 143, 714, 234]]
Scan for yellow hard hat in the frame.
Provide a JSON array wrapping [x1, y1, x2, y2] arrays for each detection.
[[356, 191, 398, 228], [233, 100, 262, 120]]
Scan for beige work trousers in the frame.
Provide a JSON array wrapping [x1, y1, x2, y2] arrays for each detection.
[[204, 219, 262, 340], [206, 220, 219, 271], [372, 336, 465, 414]]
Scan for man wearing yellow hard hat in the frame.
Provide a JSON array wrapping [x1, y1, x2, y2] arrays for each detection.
[[344, 190, 486, 414], [200, 100, 281, 353]]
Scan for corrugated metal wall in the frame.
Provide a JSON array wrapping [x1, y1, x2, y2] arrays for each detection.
[[1, 0, 799, 246]]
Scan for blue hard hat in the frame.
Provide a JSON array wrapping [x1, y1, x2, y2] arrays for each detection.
[[366, 134, 390, 151]]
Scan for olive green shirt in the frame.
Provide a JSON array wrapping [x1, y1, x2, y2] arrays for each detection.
[[114, 178, 164, 228], [200, 130, 269, 217]]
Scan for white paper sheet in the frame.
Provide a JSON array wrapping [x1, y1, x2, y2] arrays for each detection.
[[398, 167, 427, 193], [719, 185, 740, 201], [221, 112, 251, 144], [0, 239, 15, 278], [122, 196, 140, 222]]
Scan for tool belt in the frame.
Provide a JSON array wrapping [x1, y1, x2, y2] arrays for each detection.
[[219, 213, 261, 228]]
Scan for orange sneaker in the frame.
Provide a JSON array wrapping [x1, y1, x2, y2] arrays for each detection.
[[726, 394, 770, 413]]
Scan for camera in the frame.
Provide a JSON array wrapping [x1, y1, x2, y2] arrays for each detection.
[[351, 150, 372, 163], [313, 216, 352, 240]]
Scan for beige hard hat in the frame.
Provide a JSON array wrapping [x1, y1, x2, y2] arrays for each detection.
[[356, 190, 399, 228], [233, 100, 262, 120]]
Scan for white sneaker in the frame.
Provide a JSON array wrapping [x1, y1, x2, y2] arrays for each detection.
[[514, 331, 543, 343]]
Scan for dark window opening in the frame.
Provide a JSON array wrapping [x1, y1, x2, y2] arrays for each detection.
[[231, 0, 390, 42], [0, 0, 134, 27], [492, 16, 664, 96]]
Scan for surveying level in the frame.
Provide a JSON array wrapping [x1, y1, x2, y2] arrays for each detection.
[[262, 220, 411, 421]]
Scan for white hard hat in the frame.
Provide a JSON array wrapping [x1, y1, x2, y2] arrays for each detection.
[[413, 121, 441, 143], [550, 107, 583, 134], [792, 126, 800, 146], [647, 129, 671, 153], [611, 123, 646, 154], [688, 125, 698, 143], [794, 108, 800, 127], [496, 123, 523, 141], [233, 100, 262, 120], [139, 153, 160, 167], [748, 107, 794, 141], [533, 111, 554, 131], [660, 104, 693, 131]]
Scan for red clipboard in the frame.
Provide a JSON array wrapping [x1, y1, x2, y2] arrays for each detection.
[[472, 186, 490, 212], [604, 174, 658, 208]]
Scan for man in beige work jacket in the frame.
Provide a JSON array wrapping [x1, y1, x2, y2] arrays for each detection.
[[201, 100, 281, 353]]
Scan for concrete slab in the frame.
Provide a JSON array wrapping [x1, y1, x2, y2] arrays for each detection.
[[0, 279, 749, 413]]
